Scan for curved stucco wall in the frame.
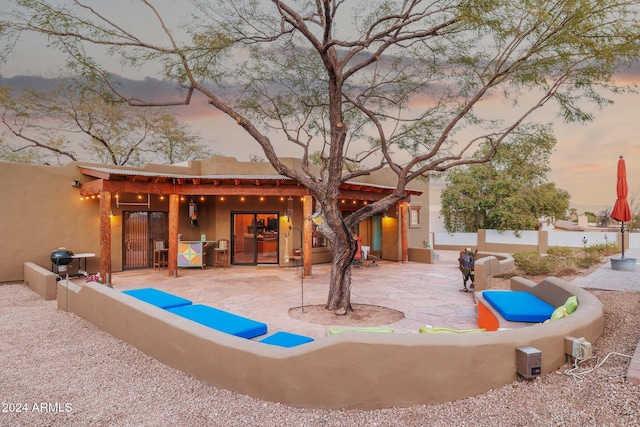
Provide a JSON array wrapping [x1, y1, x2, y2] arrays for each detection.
[[473, 252, 515, 291], [57, 278, 603, 409]]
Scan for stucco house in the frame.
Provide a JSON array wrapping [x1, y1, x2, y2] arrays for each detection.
[[0, 156, 429, 283]]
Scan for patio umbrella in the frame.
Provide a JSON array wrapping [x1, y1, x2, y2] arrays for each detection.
[[611, 155, 631, 258]]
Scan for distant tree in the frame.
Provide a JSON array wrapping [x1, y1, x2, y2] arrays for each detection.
[[4, 1, 640, 313], [627, 192, 640, 232], [596, 209, 611, 228], [584, 212, 597, 223], [441, 134, 570, 232], [0, 77, 209, 165], [148, 113, 212, 164], [568, 208, 579, 222]]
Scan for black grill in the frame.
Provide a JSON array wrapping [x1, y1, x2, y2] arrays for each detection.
[[50, 249, 74, 266]]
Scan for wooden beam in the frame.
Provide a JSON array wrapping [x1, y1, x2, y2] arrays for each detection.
[[400, 202, 408, 263], [99, 190, 112, 284], [168, 194, 179, 277], [303, 195, 313, 276]]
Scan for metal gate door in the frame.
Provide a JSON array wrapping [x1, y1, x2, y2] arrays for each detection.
[[123, 211, 168, 269]]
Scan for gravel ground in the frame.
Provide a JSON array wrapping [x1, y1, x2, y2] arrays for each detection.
[[1, 283, 640, 427]]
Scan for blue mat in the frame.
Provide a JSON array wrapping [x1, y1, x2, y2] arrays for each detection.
[[123, 288, 193, 310], [483, 291, 555, 323], [167, 304, 267, 339], [259, 331, 314, 348]]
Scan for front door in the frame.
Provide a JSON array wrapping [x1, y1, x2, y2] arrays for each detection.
[[123, 211, 168, 269], [232, 212, 279, 265]]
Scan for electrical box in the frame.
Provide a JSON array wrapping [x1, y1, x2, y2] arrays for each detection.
[[565, 336, 593, 360], [516, 346, 542, 379]]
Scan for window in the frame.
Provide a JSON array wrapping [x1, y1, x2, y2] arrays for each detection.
[[410, 204, 421, 228]]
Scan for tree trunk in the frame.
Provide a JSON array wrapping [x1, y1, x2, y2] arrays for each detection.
[[326, 236, 355, 312], [323, 207, 357, 313]]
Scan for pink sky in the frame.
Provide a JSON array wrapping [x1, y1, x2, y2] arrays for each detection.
[[179, 86, 640, 216], [1, 1, 638, 216]]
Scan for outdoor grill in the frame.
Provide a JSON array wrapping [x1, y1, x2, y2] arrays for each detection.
[[50, 248, 74, 273]]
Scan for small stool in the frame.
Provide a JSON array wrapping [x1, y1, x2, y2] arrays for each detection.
[[214, 239, 229, 269], [153, 240, 168, 270]]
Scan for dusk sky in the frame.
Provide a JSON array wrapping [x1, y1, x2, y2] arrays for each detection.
[[1, 1, 639, 220]]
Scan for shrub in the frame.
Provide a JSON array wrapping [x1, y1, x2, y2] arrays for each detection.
[[546, 246, 574, 259], [587, 242, 619, 257], [575, 252, 602, 269], [512, 252, 559, 276]]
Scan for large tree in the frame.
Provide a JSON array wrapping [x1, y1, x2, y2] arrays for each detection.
[[2, 0, 639, 312], [440, 133, 571, 232], [0, 76, 211, 165]]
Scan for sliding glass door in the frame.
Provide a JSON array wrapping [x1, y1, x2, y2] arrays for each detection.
[[232, 212, 279, 265]]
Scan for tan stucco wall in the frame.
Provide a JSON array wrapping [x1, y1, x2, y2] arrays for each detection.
[[1, 158, 428, 282], [56, 277, 603, 409], [0, 162, 102, 282], [24, 262, 57, 300], [473, 253, 516, 291]]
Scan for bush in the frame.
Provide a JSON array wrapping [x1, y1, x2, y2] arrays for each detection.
[[587, 242, 619, 257], [512, 252, 560, 276], [575, 252, 602, 269], [546, 246, 574, 258], [510, 247, 604, 277]]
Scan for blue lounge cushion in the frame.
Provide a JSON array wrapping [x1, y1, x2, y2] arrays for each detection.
[[167, 304, 267, 339], [123, 288, 193, 310], [259, 331, 314, 348], [482, 290, 555, 323]]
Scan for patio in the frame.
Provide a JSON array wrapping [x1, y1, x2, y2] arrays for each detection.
[[89, 250, 479, 340]]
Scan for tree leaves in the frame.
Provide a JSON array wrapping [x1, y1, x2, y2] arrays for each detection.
[[441, 131, 570, 232]]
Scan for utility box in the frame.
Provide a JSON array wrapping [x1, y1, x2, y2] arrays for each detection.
[[516, 346, 542, 379]]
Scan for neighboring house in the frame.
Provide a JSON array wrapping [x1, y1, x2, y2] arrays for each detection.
[[0, 157, 429, 283]]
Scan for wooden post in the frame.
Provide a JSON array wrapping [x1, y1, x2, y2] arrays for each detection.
[[99, 190, 112, 284], [168, 193, 179, 277], [401, 202, 408, 263], [303, 195, 313, 276]]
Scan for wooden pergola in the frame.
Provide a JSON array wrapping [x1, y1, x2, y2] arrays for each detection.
[[78, 166, 420, 284]]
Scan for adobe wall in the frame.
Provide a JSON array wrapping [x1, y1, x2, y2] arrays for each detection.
[[57, 277, 603, 409], [23, 262, 57, 300], [0, 162, 101, 282], [473, 253, 515, 291], [1, 158, 430, 282]]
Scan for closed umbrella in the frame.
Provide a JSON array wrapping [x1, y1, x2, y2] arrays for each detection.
[[611, 155, 631, 259]]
